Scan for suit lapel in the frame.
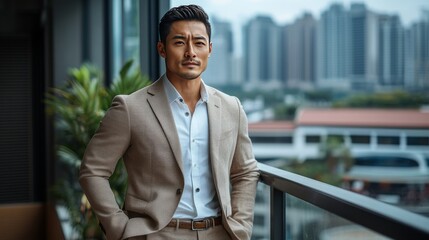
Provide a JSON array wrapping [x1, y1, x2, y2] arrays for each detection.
[[146, 78, 183, 173], [207, 88, 222, 181]]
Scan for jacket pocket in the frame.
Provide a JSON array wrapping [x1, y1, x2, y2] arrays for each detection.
[[125, 194, 149, 214]]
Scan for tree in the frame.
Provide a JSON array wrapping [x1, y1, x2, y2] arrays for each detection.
[[332, 90, 429, 108]]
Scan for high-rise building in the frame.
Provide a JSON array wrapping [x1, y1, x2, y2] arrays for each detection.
[[404, 27, 416, 88], [202, 17, 234, 86], [285, 13, 317, 89], [404, 11, 429, 89], [208, 2, 427, 91], [243, 16, 282, 89], [350, 3, 380, 90], [317, 3, 350, 89], [378, 14, 404, 88]]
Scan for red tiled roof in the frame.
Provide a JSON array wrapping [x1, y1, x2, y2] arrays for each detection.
[[296, 108, 429, 128], [248, 121, 295, 132]]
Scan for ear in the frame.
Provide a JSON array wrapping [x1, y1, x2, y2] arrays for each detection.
[[157, 41, 166, 58], [208, 42, 212, 57]]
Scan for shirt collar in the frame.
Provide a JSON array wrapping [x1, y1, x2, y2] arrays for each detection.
[[162, 75, 209, 104]]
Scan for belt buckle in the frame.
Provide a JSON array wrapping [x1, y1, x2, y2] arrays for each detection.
[[191, 219, 209, 231]]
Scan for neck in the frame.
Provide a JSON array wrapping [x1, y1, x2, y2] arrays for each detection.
[[168, 76, 201, 113]]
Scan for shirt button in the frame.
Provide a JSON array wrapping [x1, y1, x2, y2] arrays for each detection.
[[179, 98, 183, 103], [185, 112, 190, 116], [196, 188, 200, 193]]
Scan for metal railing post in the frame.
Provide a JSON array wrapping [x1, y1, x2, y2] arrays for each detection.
[[271, 187, 285, 240]]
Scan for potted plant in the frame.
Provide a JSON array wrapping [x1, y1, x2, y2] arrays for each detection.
[[46, 60, 150, 239]]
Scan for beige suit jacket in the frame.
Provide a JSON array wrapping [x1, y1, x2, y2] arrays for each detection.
[[79, 77, 260, 240]]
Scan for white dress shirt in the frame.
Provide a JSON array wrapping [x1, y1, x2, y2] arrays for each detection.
[[163, 76, 220, 219]]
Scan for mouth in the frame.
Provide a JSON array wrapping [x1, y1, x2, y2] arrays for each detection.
[[182, 60, 200, 66]]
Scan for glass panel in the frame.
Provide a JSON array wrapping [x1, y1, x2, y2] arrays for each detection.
[[111, 0, 122, 78], [285, 194, 391, 240], [111, 0, 141, 78], [254, 182, 395, 240], [253, 183, 271, 239], [123, 0, 140, 66]]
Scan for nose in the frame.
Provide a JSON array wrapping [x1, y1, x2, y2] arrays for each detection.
[[184, 44, 196, 58]]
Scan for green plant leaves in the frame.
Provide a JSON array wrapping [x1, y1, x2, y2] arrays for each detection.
[[46, 59, 150, 239], [105, 59, 150, 108]]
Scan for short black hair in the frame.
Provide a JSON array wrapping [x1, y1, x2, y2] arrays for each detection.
[[159, 4, 211, 44]]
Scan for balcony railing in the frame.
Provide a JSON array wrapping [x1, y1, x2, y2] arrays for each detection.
[[258, 163, 429, 240]]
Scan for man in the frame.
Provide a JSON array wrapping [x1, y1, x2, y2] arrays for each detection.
[[79, 4, 260, 240]]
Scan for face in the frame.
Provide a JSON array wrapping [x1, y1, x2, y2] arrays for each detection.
[[157, 20, 212, 82]]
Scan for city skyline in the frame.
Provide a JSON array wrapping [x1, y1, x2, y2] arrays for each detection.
[[170, 1, 428, 91], [172, 0, 429, 26], [172, 0, 429, 56]]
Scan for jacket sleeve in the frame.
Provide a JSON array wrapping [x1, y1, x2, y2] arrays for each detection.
[[79, 95, 130, 240], [228, 97, 260, 240]]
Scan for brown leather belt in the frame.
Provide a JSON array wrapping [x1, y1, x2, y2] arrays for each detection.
[[166, 216, 222, 230]]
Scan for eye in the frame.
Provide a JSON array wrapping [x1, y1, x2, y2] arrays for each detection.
[[174, 41, 185, 46], [196, 41, 206, 46]]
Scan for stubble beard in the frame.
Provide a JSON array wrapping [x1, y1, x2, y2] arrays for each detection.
[[179, 64, 207, 80], [179, 72, 202, 80]]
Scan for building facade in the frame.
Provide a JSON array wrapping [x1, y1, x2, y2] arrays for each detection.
[[249, 108, 429, 162]]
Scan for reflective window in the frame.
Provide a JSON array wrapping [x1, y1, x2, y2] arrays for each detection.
[[407, 136, 429, 146], [111, 0, 141, 78], [250, 135, 293, 144], [123, 0, 140, 66], [350, 135, 370, 144], [354, 156, 419, 167], [305, 135, 321, 144], [377, 136, 400, 145]]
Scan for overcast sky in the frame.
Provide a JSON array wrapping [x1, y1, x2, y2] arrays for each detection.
[[171, 0, 429, 26]]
